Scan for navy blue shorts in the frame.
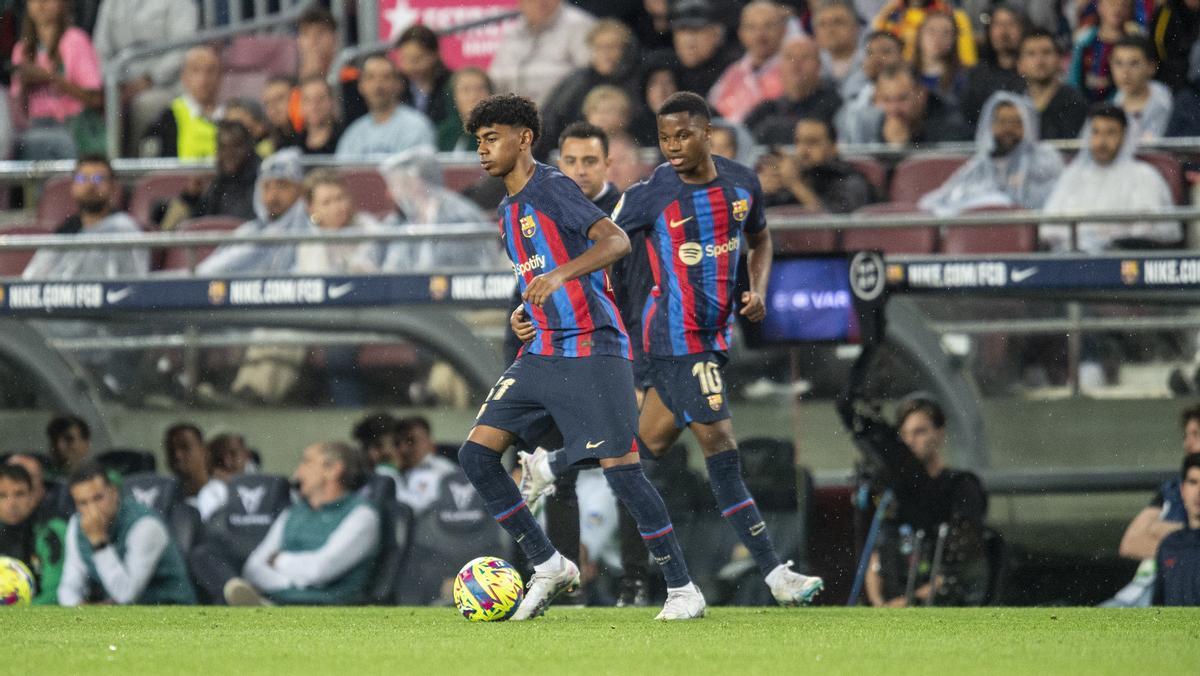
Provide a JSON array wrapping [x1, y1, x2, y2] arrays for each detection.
[[632, 349, 653, 391], [646, 351, 732, 428], [475, 354, 639, 467]]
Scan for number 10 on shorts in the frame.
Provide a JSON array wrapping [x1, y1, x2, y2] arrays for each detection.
[[692, 362, 723, 395]]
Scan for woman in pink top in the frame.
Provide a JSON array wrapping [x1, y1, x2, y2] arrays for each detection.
[[10, 0, 103, 158]]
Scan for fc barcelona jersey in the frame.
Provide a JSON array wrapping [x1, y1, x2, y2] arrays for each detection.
[[614, 156, 766, 357], [497, 162, 632, 359]]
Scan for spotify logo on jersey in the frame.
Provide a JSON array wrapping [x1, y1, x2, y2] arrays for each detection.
[[678, 242, 704, 266]]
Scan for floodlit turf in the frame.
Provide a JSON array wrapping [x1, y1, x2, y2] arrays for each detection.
[[5, 606, 1199, 675]]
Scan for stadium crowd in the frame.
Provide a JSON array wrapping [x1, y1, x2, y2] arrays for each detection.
[[2, 1, 1200, 607]]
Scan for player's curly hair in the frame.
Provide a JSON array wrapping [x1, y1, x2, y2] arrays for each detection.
[[465, 94, 541, 143]]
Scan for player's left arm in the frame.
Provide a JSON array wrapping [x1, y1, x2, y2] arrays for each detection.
[[740, 227, 773, 322], [524, 218, 631, 306]]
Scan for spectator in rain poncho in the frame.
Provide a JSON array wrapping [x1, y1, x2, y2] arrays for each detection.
[[1040, 104, 1179, 253], [196, 148, 314, 276], [378, 147, 504, 272], [918, 92, 1063, 216], [23, 156, 148, 280]]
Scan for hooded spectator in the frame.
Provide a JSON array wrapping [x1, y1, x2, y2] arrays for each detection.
[[378, 147, 505, 272], [1041, 104, 1179, 253], [196, 148, 314, 275], [919, 92, 1063, 216]]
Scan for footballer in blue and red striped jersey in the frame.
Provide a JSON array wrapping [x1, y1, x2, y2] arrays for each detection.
[[614, 154, 766, 360], [499, 162, 631, 361], [603, 93, 824, 607], [458, 96, 703, 621]]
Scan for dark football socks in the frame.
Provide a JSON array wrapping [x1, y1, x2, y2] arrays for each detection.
[[602, 463, 691, 588], [458, 441, 555, 566], [706, 449, 782, 576], [545, 469, 581, 566]]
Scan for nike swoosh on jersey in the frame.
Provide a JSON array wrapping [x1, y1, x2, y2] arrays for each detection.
[[669, 216, 693, 229], [585, 440, 606, 449]]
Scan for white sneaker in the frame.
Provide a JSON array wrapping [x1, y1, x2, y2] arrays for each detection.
[[655, 582, 707, 621], [223, 577, 273, 607], [510, 555, 580, 621], [765, 561, 824, 607], [517, 447, 556, 510]]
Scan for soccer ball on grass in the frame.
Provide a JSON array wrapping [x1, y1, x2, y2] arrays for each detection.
[[453, 556, 524, 622], [0, 556, 35, 607]]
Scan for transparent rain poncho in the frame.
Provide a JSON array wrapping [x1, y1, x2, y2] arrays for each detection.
[[918, 91, 1064, 216], [1040, 112, 1179, 253], [377, 146, 505, 273], [196, 148, 316, 276]]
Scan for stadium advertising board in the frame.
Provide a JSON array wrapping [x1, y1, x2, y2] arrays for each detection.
[[378, 0, 519, 69]]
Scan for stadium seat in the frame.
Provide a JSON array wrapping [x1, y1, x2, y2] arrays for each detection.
[[129, 171, 212, 227], [0, 223, 52, 277], [888, 155, 968, 204], [122, 472, 204, 555], [358, 473, 414, 605], [442, 164, 486, 192], [217, 35, 298, 102], [843, 203, 938, 254], [97, 448, 158, 476], [36, 175, 75, 228], [160, 216, 244, 270], [338, 168, 394, 217], [202, 474, 291, 567], [844, 156, 888, 196], [397, 471, 503, 605], [766, 206, 838, 253], [939, 206, 1037, 254], [1136, 152, 1183, 204]]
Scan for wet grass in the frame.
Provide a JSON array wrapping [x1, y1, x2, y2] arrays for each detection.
[[6, 606, 1198, 675]]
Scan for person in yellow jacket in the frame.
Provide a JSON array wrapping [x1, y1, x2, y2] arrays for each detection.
[[141, 46, 224, 158], [873, 0, 978, 68]]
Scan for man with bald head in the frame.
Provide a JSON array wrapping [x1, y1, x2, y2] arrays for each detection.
[[143, 45, 224, 158], [708, 1, 788, 122], [744, 37, 843, 145]]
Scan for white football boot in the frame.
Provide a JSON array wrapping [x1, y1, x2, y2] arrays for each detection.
[[655, 582, 707, 621], [765, 560, 824, 606], [517, 447, 556, 511], [510, 555, 580, 621]]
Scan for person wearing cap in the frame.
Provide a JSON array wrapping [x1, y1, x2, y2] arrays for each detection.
[[196, 147, 315, 276], [708, 1, 788, 122], [671, 0, 744, 97], [488, 0, 596, 107]]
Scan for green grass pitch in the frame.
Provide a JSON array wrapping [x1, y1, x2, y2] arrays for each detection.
[[6, 607, 1199, 675]]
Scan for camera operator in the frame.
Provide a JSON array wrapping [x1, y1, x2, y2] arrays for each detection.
[[837, 343, 989, 607]]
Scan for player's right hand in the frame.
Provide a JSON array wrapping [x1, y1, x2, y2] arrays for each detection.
[[510, 306, 535, 343]]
